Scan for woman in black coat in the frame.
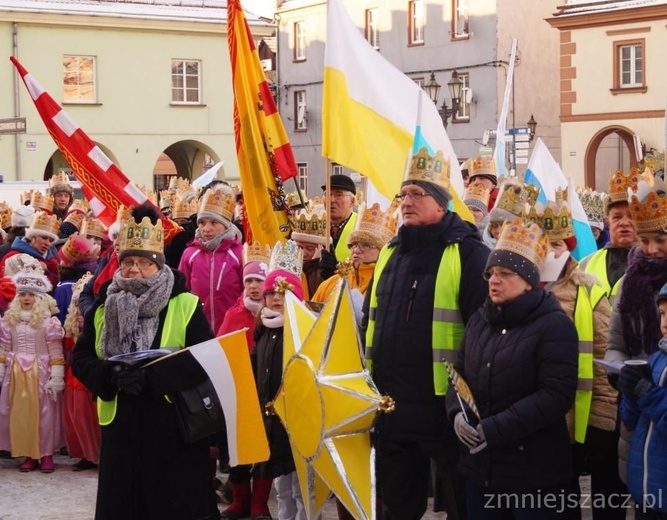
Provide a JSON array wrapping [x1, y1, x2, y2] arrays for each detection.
[[446, 218, 578, 519]]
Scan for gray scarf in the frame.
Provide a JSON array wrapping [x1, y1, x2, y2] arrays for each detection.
[[195, 226, 242, 252], [100, 267, 175, 358]]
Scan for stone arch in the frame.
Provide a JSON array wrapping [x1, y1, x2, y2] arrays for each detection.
[[155, 140, 221, 190], [42, 142, 120, 180], [584, 125, 638, 190]]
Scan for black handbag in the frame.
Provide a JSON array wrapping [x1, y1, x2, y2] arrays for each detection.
[[171, 377, 225, 444]]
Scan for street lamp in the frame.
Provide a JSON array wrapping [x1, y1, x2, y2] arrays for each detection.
[[527, 114, 537, 142], [423, 71, 463, 129]]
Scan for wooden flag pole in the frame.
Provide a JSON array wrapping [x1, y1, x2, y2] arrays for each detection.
[[325, 158, 332, 252]]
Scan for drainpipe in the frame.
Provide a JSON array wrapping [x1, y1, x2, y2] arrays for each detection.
[[12, 22, 21, 180]]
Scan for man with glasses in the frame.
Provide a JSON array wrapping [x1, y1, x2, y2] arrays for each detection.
[[321, 175, 358, 262], [364, 148, 489, 520]]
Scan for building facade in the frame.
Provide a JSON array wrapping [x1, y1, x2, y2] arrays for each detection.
[[0, 0, 273, 189]]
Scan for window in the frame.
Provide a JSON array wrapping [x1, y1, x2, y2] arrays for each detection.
[[294, 90, 307, 131], [297, 163, 308, 193], [408, 1, 424, 46], [413, 77, 425, 88], [63, 56, 96, 103], [453, 73, 470, 122], [171, 59, 201, 104], [366, 8, 380, 50], [332, 164, 344, 176], [452, 0, 469, 40], [294, 22, 306, 61], [612, 39, 645, 91]]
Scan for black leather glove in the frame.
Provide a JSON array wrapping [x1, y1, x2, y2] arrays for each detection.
[[618, 365, 653, 401], [116, 368, 146, 396], [319, 249, 338, 280]]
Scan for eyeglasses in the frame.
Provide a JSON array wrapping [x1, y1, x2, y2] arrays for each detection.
[[348, 242, 377, 252], [395, 191, 432, 202], [330, 192, 353, 200], [120, 259, 156, 270], [483, 269, 519, 281]]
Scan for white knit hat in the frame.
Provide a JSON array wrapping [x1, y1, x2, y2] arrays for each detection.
[[11, 205, 35, 228]]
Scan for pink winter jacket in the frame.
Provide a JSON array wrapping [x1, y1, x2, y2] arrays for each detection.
[[178, 237, 243, 333]]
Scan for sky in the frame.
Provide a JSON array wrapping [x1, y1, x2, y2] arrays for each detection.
[[242, 0, 275, 19]]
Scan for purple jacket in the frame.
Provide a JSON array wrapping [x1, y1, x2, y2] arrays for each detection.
[[178, 237, 243, 333]]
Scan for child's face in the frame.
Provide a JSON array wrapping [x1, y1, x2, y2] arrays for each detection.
[[660, 301, 667, 338], [18, 292, 36, 310]]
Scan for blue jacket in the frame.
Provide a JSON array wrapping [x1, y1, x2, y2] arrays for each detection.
[[621, 349, 667, 511]]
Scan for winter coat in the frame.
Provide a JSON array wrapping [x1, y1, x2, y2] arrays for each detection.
[[217, 293, 257, 351], [0, 237, 59, 289], [178, 236, 243, 333], [364, 212, 489, 441], [71, 269, 218, 520], [620, 349, 667, 512], [446, 289, 578, 490], [164, 215, 196, 269], [548, 257, 617, 436]]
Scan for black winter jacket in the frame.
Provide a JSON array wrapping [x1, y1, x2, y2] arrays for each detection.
[[446, 288, 578, 490], [365, 212, 489, 441]]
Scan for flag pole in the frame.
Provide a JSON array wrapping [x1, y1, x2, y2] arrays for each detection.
[[325, 158, 332, 252]]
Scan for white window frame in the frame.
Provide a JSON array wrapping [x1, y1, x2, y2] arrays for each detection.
[[413, 77, 425, 88], [295, 90, 307, 131], [453, 0, 469, 39], [297, 163, 308, 193], [619, 43, 643, 88], [454, 73, 470, 121], [63, 55, 97, 104], [294, 22, 306, 61], [171, 59, 201, 104], [409, 0, 424, 46], [332, 164, 344, 176], [366, 8, 380, 50]]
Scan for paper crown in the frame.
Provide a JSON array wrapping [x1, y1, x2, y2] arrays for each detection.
[[137, 185, 157, 205], [608, 168, 640, 206], [291, 208, 327, 245], [628, 174, 667, 233], [494, 181, 541, 217], [644, 152, 665, 177], [159, 190, 175, 210], [49, 172, 73, 194], [118, 216, 164, 256], [27, 211, 60, 240], [286, 191, 308, 208], [309, 195, 325, 210], [168, 176, 190, 191], [63, 199, 89, 229], [13, 266, 52, 294], [72, 271, 94, 296], [577, 188, 607, 225], [31, 191, 54, 213], [404, 147, 451, 191], [348, 200, 400, 249], [59, 234, 101, 266], [243, 241, 271, 265], [469, 155, 497, 180], [525, 201, 574, 241], [66, 199, 89, 215], [172, 197, 198, 220], [21, 190, 35, 205], [198, 187, 235, 222], [268, 239, 303, 278], [495, 217, 550, 271], [80, 216, 107, 240], [463, 183, 491, 207], [0, 202, 11, 229]]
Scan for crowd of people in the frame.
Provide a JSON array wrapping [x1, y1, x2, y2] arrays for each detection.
[[0, 153, 666, 520]]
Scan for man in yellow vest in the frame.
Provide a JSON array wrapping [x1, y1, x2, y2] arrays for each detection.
[[321, 175, 358, 262], [364, 148, 489, 520]]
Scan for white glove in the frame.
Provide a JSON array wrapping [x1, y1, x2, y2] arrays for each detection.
[[469, 423, 488, 454], [454, 412, 481, 449], [349, 288, 365, 329], [44, 364, 65, 402], [0, 363, 5, 386]]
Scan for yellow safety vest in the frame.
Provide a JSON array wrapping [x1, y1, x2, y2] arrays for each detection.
[[94, 292, 199, 425], [572, 283, 605, 443], [579, 249, 621, 301], [333, 213, 358, 262], [366, 243, 463, 395]]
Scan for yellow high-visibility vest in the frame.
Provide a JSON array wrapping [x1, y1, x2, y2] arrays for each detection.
[[333, 213, 357, 262], [94, 292, 199, 425], [580, 249, 621, 301], [366, 243, 463, 395]]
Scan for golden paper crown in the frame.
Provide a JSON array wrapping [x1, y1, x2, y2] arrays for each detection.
[[0, 202, 11, 229], [172, 198, 198, 220], [28, 211, 60, 239], [554, 187, 569, 207], [175, 181, 196, 202], [628, 175, 667, 233], [469, 155, 497, 179], [463, 183, 491, 207], [49, 172, 72, 192], [268, 240, 303, 278], [159, 190, 175, 210], [168, 176, 190, 191], [31, 191, 54, 213], [198, 187, 235, 222], [577, 188, 607, 224], [494, 181, 527, 216], [20, 190, 35, 205], [291, 208, 327, 245], [523, 183, 542, 207], [309, 196, 325, 210], [137, 185, 157, 205], [286, 191, 308, 208], [59, 234, 101, 266], [72, 271, 94, 296], [348, 200, 400, 249], [525, 202, 574, 241], [80, 216, 107, 240], [118, 216, 164, 256], [243, 241, 271, 265], [496, 217, 550, 271], [644, 152, 665, 177], [67, 199, 89, 215], [404, 147, 451, 191], [608, 168, 640, 205]]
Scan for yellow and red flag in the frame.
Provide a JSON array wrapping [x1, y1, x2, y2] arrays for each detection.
[[10, 57, 181, 243], [227, 0, 296, 244]]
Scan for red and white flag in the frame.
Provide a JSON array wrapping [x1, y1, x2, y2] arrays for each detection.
[[10, 57, 181, 242]]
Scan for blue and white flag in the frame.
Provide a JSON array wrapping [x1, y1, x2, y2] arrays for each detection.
[[494, 38, 518, 178]]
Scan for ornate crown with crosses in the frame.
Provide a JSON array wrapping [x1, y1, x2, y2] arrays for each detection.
[[628, 173, 667, 233], [291, 208, 327, 245], [81, 216, 107, 240], [119, 216, 164, 256], [525, 201, 574, 241], [404, 147, 451, 191], [243, 241, 271, 265], [31, 191, 54, 213], [198, 187, 235, 222], [268, 240, 303, 278], [608, 168, 640, 206], [496, 217, 550, 271]]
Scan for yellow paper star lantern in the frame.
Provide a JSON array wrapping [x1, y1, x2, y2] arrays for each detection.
[[271, 280, 393, 520]]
